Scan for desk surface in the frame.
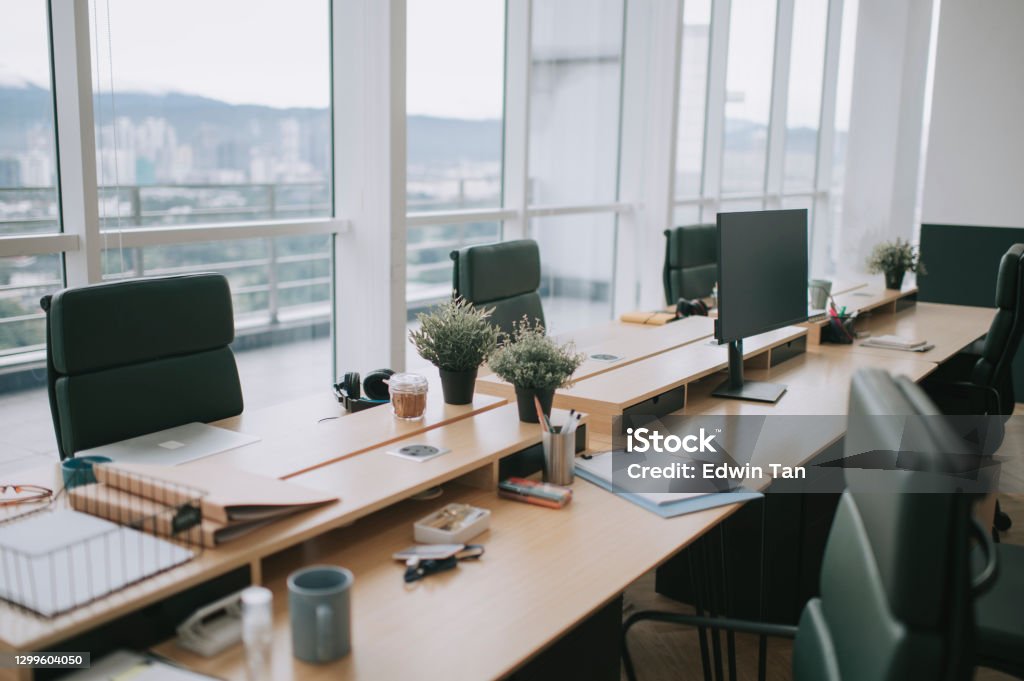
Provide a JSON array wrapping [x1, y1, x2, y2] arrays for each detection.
[[0, 403, 556, 652], [476, 316, 714, 397], [153, 312, 955, 681], [155, 478, 741, 681], [196, 375, 506, 479], [832, 301, 995, 364]]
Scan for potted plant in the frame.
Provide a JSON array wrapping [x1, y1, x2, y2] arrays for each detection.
[[866, 238, 926, 290], [409, 297, 500, 405], [488, 317, 585, 423]]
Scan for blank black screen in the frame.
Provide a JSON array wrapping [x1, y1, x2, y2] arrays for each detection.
[[716, 209, 809, 342]]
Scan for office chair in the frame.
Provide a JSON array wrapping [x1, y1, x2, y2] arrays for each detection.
[[623, 368, 995, 681], [923, 243, 1024, 533], [40, 273, 244, 460], [663, 224, 717, 305], [450, 239, 545, 336]]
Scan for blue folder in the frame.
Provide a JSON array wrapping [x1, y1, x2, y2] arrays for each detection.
[[574, 464, 763, 518]]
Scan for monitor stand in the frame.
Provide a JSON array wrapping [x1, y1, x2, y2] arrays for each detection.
[[711, 339, 787, 403]]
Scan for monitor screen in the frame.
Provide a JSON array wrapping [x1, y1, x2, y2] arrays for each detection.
[[715, 209, 809, 343]]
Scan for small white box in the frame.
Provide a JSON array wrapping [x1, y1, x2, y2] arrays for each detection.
[[413, 503, 491, 544]]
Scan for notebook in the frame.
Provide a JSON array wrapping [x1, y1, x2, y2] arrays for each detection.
[[860, 334, 934, 352], [76, 422, 260, 467]]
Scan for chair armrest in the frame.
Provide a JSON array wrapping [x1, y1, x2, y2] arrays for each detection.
[[932, 380, 1003, 416], [623, 610, 798, 639]]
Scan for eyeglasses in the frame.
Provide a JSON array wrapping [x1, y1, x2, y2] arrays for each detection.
[[0, 484, 53, 506]]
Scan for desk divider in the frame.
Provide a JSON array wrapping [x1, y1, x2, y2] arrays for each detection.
[[475, 315, 715, 400], [199, 381, 508, 480], [556, 325, 809, 435]]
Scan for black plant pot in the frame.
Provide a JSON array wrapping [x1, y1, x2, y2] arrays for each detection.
[[439, 367, 478, 405], [515, 386, 555, 423], [884, 270, 906, 290]]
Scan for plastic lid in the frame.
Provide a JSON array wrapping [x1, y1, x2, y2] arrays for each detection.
[[388, 372, 429, 394], [241, 586, 273, 610]]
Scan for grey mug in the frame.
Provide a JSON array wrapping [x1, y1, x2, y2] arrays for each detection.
[[287, 565, 353, 664]]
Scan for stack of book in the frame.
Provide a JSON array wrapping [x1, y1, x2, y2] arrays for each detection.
[[69, 462, 337, 548]]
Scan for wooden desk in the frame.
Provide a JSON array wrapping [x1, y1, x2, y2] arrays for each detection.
[[0, 404, 563, 660], [476, 316, 714, 399], [150, 322, 955, 681], [1, 298, 997, 681]]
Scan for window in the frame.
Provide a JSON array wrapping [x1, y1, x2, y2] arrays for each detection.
[[675, 0, 712, 199], [783, 0, 829, 191], [406, 0, 504, 212], [0, 1, 59, 235], [529, 0, 625, 206], [101, 234, 332, 408], [720, 0, 777, 195], [530, 215, 616, 334], [90, 0, 331, 231], [88, 0, 335, 412]]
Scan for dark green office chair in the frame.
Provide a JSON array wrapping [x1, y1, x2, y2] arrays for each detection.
[[663, 224, 717, 305], [450, 239, 545, 335], [40, 273, 244, 460], [924, 243, 1024, 418], [923, 243, 1023, 535], [623, 368, 995, 681]]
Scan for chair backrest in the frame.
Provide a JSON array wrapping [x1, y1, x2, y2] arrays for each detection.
[[450, 239, 545, 335], [971, 243, 1024, 413], [663, 224, 717, 305], [41, 273, 243, 459], [792, 368, 976, 681]]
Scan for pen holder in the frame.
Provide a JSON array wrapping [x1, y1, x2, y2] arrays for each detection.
[[542, 427, 576, 486], [822, 315, 855, 344]]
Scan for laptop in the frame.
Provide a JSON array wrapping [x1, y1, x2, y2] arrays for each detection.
[[76, 422, 261, 466]]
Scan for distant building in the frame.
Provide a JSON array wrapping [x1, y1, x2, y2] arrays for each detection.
[[0, 158, 20, 187]]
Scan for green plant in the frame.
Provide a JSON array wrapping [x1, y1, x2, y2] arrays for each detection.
[[866, 238, 926, 275], [408, 297, 500, 372], [488, 317, 586, 390]]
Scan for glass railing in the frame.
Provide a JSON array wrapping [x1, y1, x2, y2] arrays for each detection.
[[0, 178, 503, 376]]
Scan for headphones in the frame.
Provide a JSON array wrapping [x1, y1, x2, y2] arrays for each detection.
[[675, 297, 710, 318], [333, 368, 395, 412]]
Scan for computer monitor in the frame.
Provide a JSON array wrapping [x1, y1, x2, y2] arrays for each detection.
[[713, 209, 808, 403]]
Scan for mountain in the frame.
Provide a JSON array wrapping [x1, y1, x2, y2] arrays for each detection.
[[0, 85, 502, 168]]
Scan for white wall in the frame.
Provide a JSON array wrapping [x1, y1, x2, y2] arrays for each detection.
[[921, 0, 1024, 228]]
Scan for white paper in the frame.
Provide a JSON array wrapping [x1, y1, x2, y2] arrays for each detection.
[[77, 422, 260, 466], [0, 509, 193, 616]]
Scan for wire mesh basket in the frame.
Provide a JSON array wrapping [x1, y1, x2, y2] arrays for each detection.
[[0, 463, 206, 618]]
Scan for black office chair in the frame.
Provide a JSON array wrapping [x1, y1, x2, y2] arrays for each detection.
[[623, 368, 995, 681], [663, 224, 717, 305], [450, 239, 545, 335], [923, 243, 1024, 533], [924, 243, 1024, 416], [40, 273, 244, 460]]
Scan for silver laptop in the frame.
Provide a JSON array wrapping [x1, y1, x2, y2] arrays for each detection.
[[77, 422, 261, 466]]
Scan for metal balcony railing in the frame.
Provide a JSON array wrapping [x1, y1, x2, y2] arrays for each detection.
[[0, 178, 504, 366]]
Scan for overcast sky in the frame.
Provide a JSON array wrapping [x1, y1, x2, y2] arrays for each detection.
[[0, 0, 850, 127]]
